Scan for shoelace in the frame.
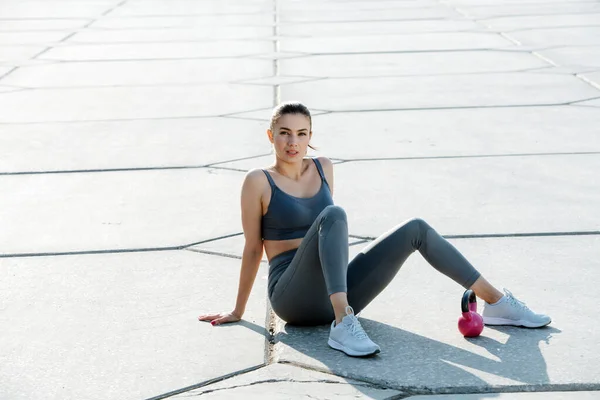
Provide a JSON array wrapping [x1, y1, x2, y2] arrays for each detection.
[[504, 289, 530, 311], [344, 306, 368, 339], [348, 317, 368, 339]]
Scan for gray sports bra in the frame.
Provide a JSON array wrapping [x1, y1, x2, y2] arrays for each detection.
[[261, 158, 334, 241]]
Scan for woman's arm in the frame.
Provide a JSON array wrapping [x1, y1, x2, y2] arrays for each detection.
[[232, 170, 265, 318], [198, 169, 265, 325]]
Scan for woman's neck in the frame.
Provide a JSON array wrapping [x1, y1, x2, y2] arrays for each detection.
[[273, 158, 308, 181]]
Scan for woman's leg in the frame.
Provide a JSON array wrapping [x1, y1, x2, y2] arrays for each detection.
[[346, 217, 551, 328], [269, 205, 350, 326], [346, 218, 488, 314]]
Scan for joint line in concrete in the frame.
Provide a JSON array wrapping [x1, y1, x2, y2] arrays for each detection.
[[144, 364, 266, 400]]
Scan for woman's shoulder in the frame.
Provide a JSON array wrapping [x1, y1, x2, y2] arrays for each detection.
[[313, 156, 333, 174], [312, 156, 332, 168], [244, 168, 270, 184]]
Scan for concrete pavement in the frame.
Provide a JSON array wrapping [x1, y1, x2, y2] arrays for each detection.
[[1, 0, 599, 399]]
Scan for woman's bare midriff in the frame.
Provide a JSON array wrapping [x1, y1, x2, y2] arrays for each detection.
[[263, 238, 303, 262]]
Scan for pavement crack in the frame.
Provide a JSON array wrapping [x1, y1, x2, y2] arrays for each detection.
[[179, 378, 377, 397]]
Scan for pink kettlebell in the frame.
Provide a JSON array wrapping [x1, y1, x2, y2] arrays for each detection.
[[458, 289, 484, 337]]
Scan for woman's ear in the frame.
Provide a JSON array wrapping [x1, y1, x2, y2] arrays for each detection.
[[267, 129, 274, 143]]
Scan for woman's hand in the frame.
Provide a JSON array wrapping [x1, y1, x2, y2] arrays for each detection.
[[198, 311, 241, 326]]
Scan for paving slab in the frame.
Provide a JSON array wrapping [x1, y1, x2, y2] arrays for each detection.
[[482, 13, 600, 32], [279, 32, 513, 54], [3, 0, 600, 399], [279, 19, 482, 36], [280, 73, 599, 111], [279, 8, 461, 22], [2, 58, 272, 87], [0, 250, 269, 400], [0, 31, 73, 45], [38, 41, 273, 61], [0, 0, 119, 18], [89, 15, 275, 29], [110, 1, 273, 17], [302, 107, 600, 159], [0, 85, 24, 93], [0, 84, 272, 123], [0, 168, 244, 255], [457, 3, 600, 19], [444, 0, 594, 4], [537, 46, 600, 68], [169, 363, 402, 399], [331, 156, 600, 237], [508, 27, 600, 48], [0, 58, 57, 68], [237, 75, 322, 86], [210, 106, 600, 171], [0, 118, 270, 173], [410, 392, 600, 400], [280, 52, 548, 78], [0, 19, 90, 32], [0, 45, 46, 64], [68, 26, 274, 43], [280, 0, 438, 12], [274, 235, 600, 392]]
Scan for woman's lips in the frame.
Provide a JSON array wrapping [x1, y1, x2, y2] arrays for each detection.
[[286, 150, 298, 156]]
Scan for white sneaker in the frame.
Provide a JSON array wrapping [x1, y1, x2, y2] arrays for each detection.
[[328, 306, 380, 357], [482, 289, 551, 328]]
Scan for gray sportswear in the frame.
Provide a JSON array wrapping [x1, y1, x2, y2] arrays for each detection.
[[266, 178, 481, 326]]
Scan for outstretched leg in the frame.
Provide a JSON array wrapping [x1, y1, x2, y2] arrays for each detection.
[[346, 218, 496, 313], [346, 218, 550, 328]]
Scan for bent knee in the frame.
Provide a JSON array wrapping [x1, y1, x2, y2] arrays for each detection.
[[322, 205, 347, 221], [405, 217, 431, 233]]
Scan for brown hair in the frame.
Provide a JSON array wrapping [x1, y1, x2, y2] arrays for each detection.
[[269, 101, 316, 150]]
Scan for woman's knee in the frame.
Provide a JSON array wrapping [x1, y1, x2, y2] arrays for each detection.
[[321, 205, 347, 222], [406, 217, 429, 231], [402, 217, 433, 247]]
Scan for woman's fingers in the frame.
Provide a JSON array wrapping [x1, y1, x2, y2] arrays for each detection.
[[198, 313, 220, 321], [211, 314, 240, 326], [198, 312, 241, 325]]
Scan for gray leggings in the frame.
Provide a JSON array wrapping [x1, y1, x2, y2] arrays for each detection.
[[268, 205, 481, 325]]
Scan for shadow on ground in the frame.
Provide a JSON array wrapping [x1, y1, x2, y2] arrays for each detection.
[[276, 319, 561, 397]]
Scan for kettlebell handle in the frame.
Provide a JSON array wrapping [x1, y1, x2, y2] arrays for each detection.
[[461, 289, 477, 313]]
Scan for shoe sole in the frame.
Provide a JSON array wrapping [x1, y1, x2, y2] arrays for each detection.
[[327, 338, 380, 357], [483, 316, 551, 328]]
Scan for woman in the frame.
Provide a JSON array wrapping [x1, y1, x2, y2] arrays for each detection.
[[199, 102, 551, 357]]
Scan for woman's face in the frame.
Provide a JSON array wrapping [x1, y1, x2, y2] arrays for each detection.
[[269, 113, 312, 161]]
